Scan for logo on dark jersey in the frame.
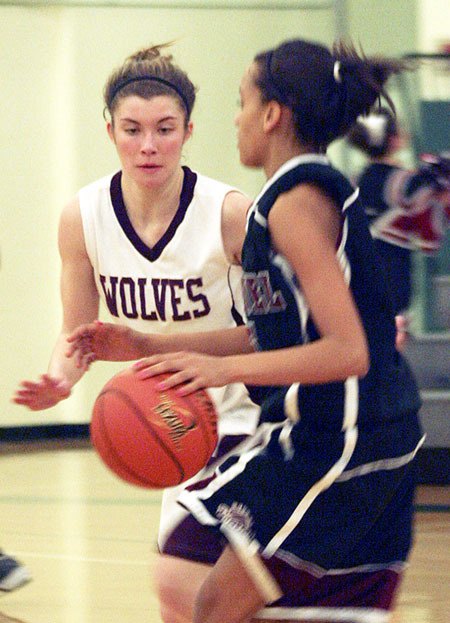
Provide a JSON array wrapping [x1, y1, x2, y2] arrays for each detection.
[[242, 271, 286, 316], [216, 502, 254, 538], [99, 275, 211, 322]]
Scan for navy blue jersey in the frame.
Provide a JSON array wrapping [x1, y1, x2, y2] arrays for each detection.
[[357, 163, 413, 313], [242, 155, 421, 442], [357, 162, 400, 225], [180, 156, 424, 618]]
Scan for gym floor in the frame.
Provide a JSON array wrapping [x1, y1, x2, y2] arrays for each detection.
[[1, 440, 449, 623]]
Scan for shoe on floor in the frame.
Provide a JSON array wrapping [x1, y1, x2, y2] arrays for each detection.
[[0, 553, 32, 591]]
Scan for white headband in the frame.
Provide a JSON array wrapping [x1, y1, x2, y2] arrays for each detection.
[[333, 61, 342, 83], [357, 113, 389, 147]]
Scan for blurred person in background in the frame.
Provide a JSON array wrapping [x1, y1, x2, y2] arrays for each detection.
[[347, 107, 449, 343]]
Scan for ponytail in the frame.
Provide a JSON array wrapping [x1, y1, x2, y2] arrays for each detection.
[[254, 39, 414, 150]]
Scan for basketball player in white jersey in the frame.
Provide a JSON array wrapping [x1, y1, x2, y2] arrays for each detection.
[[13, 43, 259, 622]]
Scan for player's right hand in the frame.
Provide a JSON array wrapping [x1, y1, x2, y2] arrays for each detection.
[[12, 375, 71, 411], [66, 321, 138, 368]]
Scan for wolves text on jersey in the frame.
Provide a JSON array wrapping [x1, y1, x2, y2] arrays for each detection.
[[99, 275, 211, 322]]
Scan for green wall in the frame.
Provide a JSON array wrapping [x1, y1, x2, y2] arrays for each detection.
[[0, 1, 422, 425]]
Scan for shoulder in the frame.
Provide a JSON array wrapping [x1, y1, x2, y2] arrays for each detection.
[[270, 183, 341, 250], [273, 182, 338, 222], [60, 194, 81, 227], [223, 189, 252, 214], [78, 171, 117, 202], [58, 195, 88, 258], [222, 191, 252, 265], [259, 159, 348, 212]]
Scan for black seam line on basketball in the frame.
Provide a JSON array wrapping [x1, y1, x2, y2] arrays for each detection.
[[95, 395, 154, 487], [183, 391, 216, 464], [96, 388, 184, 486], [98, 387, 185, 482], [95, 401, 147, 486]]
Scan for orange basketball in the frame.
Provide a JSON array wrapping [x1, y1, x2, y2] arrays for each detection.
[[90, 366, 218, 489]]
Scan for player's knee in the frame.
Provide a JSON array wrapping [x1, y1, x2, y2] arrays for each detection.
[[159, 601, 188, 623], [192, 587, 215, 623], [192, 576, 224, 623], [154, 555, 209, 623], [158, 585, 190, 623], [155, 570, 186, 622]]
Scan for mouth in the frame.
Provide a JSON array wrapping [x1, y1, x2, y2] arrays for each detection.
[[138, 164, 162, 170]]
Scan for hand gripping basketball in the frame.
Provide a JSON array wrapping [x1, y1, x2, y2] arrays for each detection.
[[91, 366, 218, 489]]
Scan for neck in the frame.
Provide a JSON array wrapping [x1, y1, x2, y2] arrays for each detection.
[[121, 167, 185, 220], [264, 142, 317, 179]]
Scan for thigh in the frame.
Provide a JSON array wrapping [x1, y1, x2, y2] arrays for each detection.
[[154, 554, 212, 623], [194, 546, 268, 623]]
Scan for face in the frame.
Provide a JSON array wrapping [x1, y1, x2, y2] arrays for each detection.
[[108, 95, 192, 189], [235, 63, 268, 169]]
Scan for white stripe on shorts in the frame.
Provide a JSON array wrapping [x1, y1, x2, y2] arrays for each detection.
[[255, 605, 390, 622]]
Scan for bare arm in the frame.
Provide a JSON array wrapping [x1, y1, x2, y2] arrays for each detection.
[[221, 190, 252, 265], [52, 197, 100, 374], [13, 196, 99, 410], [133, 185, 369, 393], [66, 321, 254, 370], [219, 184, 369, 386]]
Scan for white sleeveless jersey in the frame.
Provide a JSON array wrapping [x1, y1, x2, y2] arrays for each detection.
[[79, 166, 259, 438]]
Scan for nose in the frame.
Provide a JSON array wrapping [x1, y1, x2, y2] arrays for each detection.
[[141, 131, 157, 154]]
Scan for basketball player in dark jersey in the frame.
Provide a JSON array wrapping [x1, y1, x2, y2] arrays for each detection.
[[67, 40, 423, 623], [347, 107, 449, 331]]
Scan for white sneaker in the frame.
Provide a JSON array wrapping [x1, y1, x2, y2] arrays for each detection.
[[0, 553, 32, 591]]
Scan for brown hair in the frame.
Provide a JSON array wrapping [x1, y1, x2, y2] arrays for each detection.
[[104, 43, 197, 126], [254, 39, 413, 152]]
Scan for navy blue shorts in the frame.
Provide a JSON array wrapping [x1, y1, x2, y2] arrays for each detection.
[[177, 421, 423, 621], [159, 434, 249, 563]]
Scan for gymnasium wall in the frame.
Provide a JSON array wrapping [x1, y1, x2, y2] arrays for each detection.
[[0, 0, 433, 428]]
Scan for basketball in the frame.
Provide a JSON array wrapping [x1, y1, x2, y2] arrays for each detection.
[[90, 366, 218, 489]]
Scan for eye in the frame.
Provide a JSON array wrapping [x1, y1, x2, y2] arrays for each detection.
[[159, 126, 174, 135], [124, 127, 138, 135]]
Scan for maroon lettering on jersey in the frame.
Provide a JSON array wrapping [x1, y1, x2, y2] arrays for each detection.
[[242, 271, 286, 316], [120, 277, 138, 319], [168, 279, 190, 321], [100, 275, 119, 317], [152, 279, 169, 321], [138, 278, 158, 320], [99, 275, 212, 322], [187, 278, 211, 318]]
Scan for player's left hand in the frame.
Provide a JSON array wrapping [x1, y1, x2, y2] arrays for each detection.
[[132, 352, 229, 395]]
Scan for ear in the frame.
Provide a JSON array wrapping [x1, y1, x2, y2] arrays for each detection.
[[263, 101, 282, 133], [183, 120, 194, 144], [106, 121, 115, 143]]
